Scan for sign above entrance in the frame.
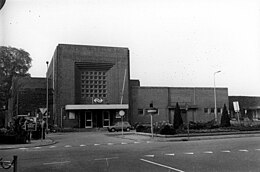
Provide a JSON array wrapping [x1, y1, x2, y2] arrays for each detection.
[[93, 98, 103, 104]]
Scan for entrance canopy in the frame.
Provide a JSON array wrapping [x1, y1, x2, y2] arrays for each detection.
[[65, 104, 129, 110]]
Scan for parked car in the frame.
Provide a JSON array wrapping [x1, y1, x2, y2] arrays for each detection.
[[107, 121, 132, 132]]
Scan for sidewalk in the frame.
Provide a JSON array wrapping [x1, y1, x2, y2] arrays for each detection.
[[0, 137, 56, 150], [115, 130, 260, 142]]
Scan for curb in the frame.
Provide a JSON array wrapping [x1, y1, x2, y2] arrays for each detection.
[[0, 138, 56, 150]]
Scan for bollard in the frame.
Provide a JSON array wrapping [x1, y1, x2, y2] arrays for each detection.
[[13, 155, 17, 172], [0, 155, 17, 171]]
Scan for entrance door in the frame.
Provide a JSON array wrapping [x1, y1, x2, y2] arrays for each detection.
[[103, 111, 110, 127], [85, 111, 93, 128]]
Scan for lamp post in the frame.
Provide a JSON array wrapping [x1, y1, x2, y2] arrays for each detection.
[[214, 70, 221, 123], [46, 61, 49, 133]]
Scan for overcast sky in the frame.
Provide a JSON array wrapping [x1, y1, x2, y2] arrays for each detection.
[[1, 0, 260, 96]]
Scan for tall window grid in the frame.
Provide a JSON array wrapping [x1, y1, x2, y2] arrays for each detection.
[[81, 71, 107, 98]]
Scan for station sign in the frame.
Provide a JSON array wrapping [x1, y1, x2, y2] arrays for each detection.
[[93, 98, 103, 104]]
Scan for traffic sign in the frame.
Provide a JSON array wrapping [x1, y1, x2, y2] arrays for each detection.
[[26, 122, 37, 131], [119, 110, 125, 117], [39, 108, 47, 114], [147, 108, 158, 114]]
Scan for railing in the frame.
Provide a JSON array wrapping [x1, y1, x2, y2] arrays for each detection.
[[0, 156, 17, 172]]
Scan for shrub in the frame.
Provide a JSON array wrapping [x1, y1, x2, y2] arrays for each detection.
[[220, 104, 231, 127], [136, 124, 151, 132], [174, 102, 183, 129]]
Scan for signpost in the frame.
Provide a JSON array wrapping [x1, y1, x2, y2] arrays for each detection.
[[119, 110, 125, 136], [233, 101, 240, 123], [185, 103, 190, 140], [26, 120, 37, 143], [147, 103, 158, 138]]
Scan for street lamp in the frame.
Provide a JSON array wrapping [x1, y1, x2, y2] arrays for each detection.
[[214, 70, 221, 123], [46, 61, 49, 133]]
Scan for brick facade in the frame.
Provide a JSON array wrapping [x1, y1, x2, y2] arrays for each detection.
[[48, 44, 130, 128], [131, 86, 229, 125]]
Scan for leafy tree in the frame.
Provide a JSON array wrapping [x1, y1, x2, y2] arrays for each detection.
[[174, 102, 183, 129], [0, 46, 32, 110], [220, 104, 231, 127]]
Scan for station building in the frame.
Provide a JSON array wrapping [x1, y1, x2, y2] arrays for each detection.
[[8, 44, 230, 128], [45, 44, 229, 128], [47, 44, 130, 128]]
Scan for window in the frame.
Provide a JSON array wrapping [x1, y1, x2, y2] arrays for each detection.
[[204, 108, 209, 114], [211, 108, 215, 113], [81, 70, 107, 98], [138, 109, 144, 116], [217, 108, 221, 113], [69, 112, 75, 119]]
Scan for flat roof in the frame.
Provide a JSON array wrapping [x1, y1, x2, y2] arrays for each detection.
[[65, 104, 129, 110]]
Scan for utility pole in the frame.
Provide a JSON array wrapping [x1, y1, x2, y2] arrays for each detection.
[[46, 61, 49, 133], [214, 70, 221, 123]]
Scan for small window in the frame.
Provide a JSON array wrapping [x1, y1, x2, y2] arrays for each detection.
[[69, 112, 75, 119], [204, 108, 208, 113], [138, 109, 144, 116], [217, 108, 221, 113], [211, 108, 215, 113]]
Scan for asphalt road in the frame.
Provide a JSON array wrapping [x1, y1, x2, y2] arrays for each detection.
[[1, 132, 259, 172]]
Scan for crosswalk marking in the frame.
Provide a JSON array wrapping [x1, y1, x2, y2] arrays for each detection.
[[34, 147, 41, 149], [165, 153, 175, 156], [184, 152, 194, 155], [239, 149, 248, 152], [221, 150, 231, 153], [19, 148, 28, 150], [80, 144, 86, 147], [203, 151, 213, 154], [65, 145, 72, 148], [121, 142, 127, 145]]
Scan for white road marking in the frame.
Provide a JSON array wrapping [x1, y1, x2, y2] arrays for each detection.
[[239, 149, 248, 152], [221, 150, 231, 153], [43, 161, 71, 165], [94, 144, 100, 146], [94, 157, 119, 161], [255, 149, 260, 151], [19, 148, 28, 150], [121, 142, 127, 145], [134, 141, 140, 144], [144, 155, 155, 158], [165, 153, 175, 156], [140, 159, 185, 172], [184, 152, 194, 155], [203, 151, 213, 154], [34, 147, 41, 149], [49, 146, 56, 148], [80, 144, 86, 147], [107, 143, 114, 145], [65, 145, 72, 148], [147, 141, 151, 143]]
